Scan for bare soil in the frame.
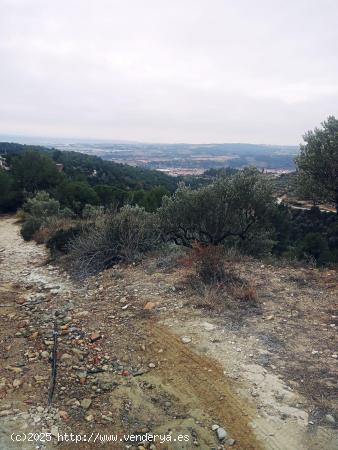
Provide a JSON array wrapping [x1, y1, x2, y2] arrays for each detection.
[[0, 216, 337, 450]]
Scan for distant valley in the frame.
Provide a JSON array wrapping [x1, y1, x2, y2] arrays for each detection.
[[0, 135, 298, 176]]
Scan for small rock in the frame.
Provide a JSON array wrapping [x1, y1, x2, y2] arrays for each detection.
[[6, 366, 23, 374], [216, 428, 228, 441], [75, 310, 89, 317], [202, 322, 216, 331], [144, 302, 157, 311], [85, 414, 94, 422], [325, 414, 335, 424], [60, 353, 72, 362], [226, 438, 236, 446], [13, 379, 22, 388], [181, 336, 191, 344], [211, 424, 219, 431], [59, 410, 69, 420], [148, 363, 156, 368], [89, 332, 101, 343], [50, 426, 58, 437], [81, 398, 92, 409]]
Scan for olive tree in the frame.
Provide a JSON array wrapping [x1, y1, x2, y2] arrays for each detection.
[[296, 116, 338, 213], [159, 168, 275, 253]]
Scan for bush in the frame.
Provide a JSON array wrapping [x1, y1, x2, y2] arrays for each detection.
[[68, 206, 160, 277], [188, 243, 227, 284], [23, 191, 61, 218], [21, 217, 42, 241], [181, 243, 243, 286], [47, 226, 82, 255], [297, 232, 331, 264]]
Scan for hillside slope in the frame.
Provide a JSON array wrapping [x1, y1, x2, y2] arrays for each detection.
[[0, 217, 337, 449]]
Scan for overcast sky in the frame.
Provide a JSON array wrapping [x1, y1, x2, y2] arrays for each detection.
[[0, 0, 337, 144]]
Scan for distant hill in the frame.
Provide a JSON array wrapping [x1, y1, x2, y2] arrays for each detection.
[[0, 142, 178, 191]]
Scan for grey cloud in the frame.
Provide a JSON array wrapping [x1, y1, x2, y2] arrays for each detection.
[[0, 0, 337, 143]]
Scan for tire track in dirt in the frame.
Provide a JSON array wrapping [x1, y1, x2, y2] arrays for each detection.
[[144, 322, 263, 450]]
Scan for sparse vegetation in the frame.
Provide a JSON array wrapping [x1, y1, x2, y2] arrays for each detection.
[[68, 205, 160, 277]]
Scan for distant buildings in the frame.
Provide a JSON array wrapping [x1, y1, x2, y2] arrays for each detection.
[[0, 156, 9, 171]]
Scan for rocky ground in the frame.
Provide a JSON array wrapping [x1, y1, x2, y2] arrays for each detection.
[[0, 216, 337, 450]]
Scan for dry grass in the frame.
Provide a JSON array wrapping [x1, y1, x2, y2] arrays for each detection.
[[32, 227, 51, 244], [181, 243, 258, 311]]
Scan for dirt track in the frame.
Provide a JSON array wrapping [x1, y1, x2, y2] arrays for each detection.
[[0, 216, 337, 450]]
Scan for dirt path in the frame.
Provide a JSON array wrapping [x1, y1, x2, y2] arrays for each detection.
[[0, 216, 337, 450]]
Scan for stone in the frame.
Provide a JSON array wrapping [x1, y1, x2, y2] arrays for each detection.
[[144, 302, 157, 310], [59, 410, 69, 420], [181, 336, 191, 344], [75, 311, 89, 317], [211, 424, 219, 431], [60, 353, 72, 361], [325, 414, 335, 424], [13, 379, 22, 388], [216, 428, 228, 441], [85, 414, 94, 422], [202, 322, 216, 331], [81, 398, 92, 409], [89, 332, 101, 343], [148, 363, 156, 368], [50, 426, 58, 437], [226, 438, 236, 446], [6, 366, 23, 374]]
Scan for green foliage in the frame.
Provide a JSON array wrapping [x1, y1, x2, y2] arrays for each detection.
[[11, 151, 61, 193], [297, 232, 330, 264], [94, 185, 128, 208], [159, 168, 275, 254], [20, 217, 42, 241], [23, 191, 61, 218], [81, 204, 104, 219], [51, 148, 177, 191], [47, 226, 82, 255], [59, 181, 99, 214], [296, 116, 338, 212], [129, 186, 169, 211], [0, 171, 22, 212], [0, 142, 178, 213]]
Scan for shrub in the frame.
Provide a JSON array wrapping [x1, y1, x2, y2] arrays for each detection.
[[82, 204, 104, 219], [21, 217, 42, 241], [47, 226, 82, 255], [297, 232, 331, 264], [182, 243, 240, 285], [68, 206, 160, 277], [32, 227, 51, 244], [192, 243, 226, 284], [23, 191, 61, 218], [230, 283, 257, 305]]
